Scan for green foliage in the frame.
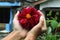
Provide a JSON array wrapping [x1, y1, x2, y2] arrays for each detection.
[[46, 20, 51, 26], [53, 11, 59, 20], [45, 10, 60, 40], [45, 34, 52, 40], [56, 11, 59, 16], [45, 34, 56, 40], [47, 10, 52, 16], [51, 20, 58, 30], [51, 34, 56, 40], [37, 10, 60, 40], [46, 27, 52, 34], [57, 22, 60, 27]]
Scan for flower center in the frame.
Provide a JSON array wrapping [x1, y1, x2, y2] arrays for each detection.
[[26, 13, 31, 19]]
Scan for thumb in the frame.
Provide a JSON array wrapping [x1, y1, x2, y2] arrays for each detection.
[[14, 11, 19, 20], [39, 16, 44, 25]]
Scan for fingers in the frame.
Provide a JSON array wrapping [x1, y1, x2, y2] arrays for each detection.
[[38, 10, 47, 31], [13, 11, 28, 39], [13, 11, 19, 24], [13, 11, 23, 31], [38, 10, 47, 32], [13, 11, 20, 20], [41, 16, 47, 32], [38, 10, 45, 21], [28, 16, 44, 35], [29, 17, 44, 35], [27, 10, 45, 36], [15, 11, 19, 18]]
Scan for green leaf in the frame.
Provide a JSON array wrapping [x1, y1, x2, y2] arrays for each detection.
[[46, 20, 50, 26], [57, 22, 60, 27], [45, 34, 56, 40], [45, 33, 52, 40], [56, 11, 59, 16], [51, 35, 56, 40], [53, 16, 58, 20], [46, 20, 52, 26], [46, 27, 52, 35], [51, 20, 58, 30], [53, 11, 59, 20], [47, 10, 52, 16]]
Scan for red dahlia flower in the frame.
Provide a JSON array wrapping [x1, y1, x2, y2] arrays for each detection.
[[18, 7, 41, 30]]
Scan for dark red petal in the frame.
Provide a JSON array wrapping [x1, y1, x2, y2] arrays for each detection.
[[33, 14, 40, 24], [19, 18, 27, 24], [21, 8, 27, 16], [25, 23, 30, 30], [28, 18, 34, 27], [26, 7, 32, 13]]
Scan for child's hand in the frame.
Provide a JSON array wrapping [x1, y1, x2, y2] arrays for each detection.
[[13, 11, 28, 38], [24, 10, 47, 40], [2, 11, 28, 40]]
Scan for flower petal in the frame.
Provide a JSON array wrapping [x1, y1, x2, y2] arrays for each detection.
[[18, 7, 41, 30]]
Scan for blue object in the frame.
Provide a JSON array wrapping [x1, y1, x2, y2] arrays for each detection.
[[0, 2, 21, 6], [5, 9, 13, 32], [0, 2, 21, 32]]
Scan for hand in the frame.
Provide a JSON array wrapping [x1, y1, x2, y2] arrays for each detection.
[[13, 11, 28, 38], [2, 11, 28, 40], [24, 10, 47, 40]]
